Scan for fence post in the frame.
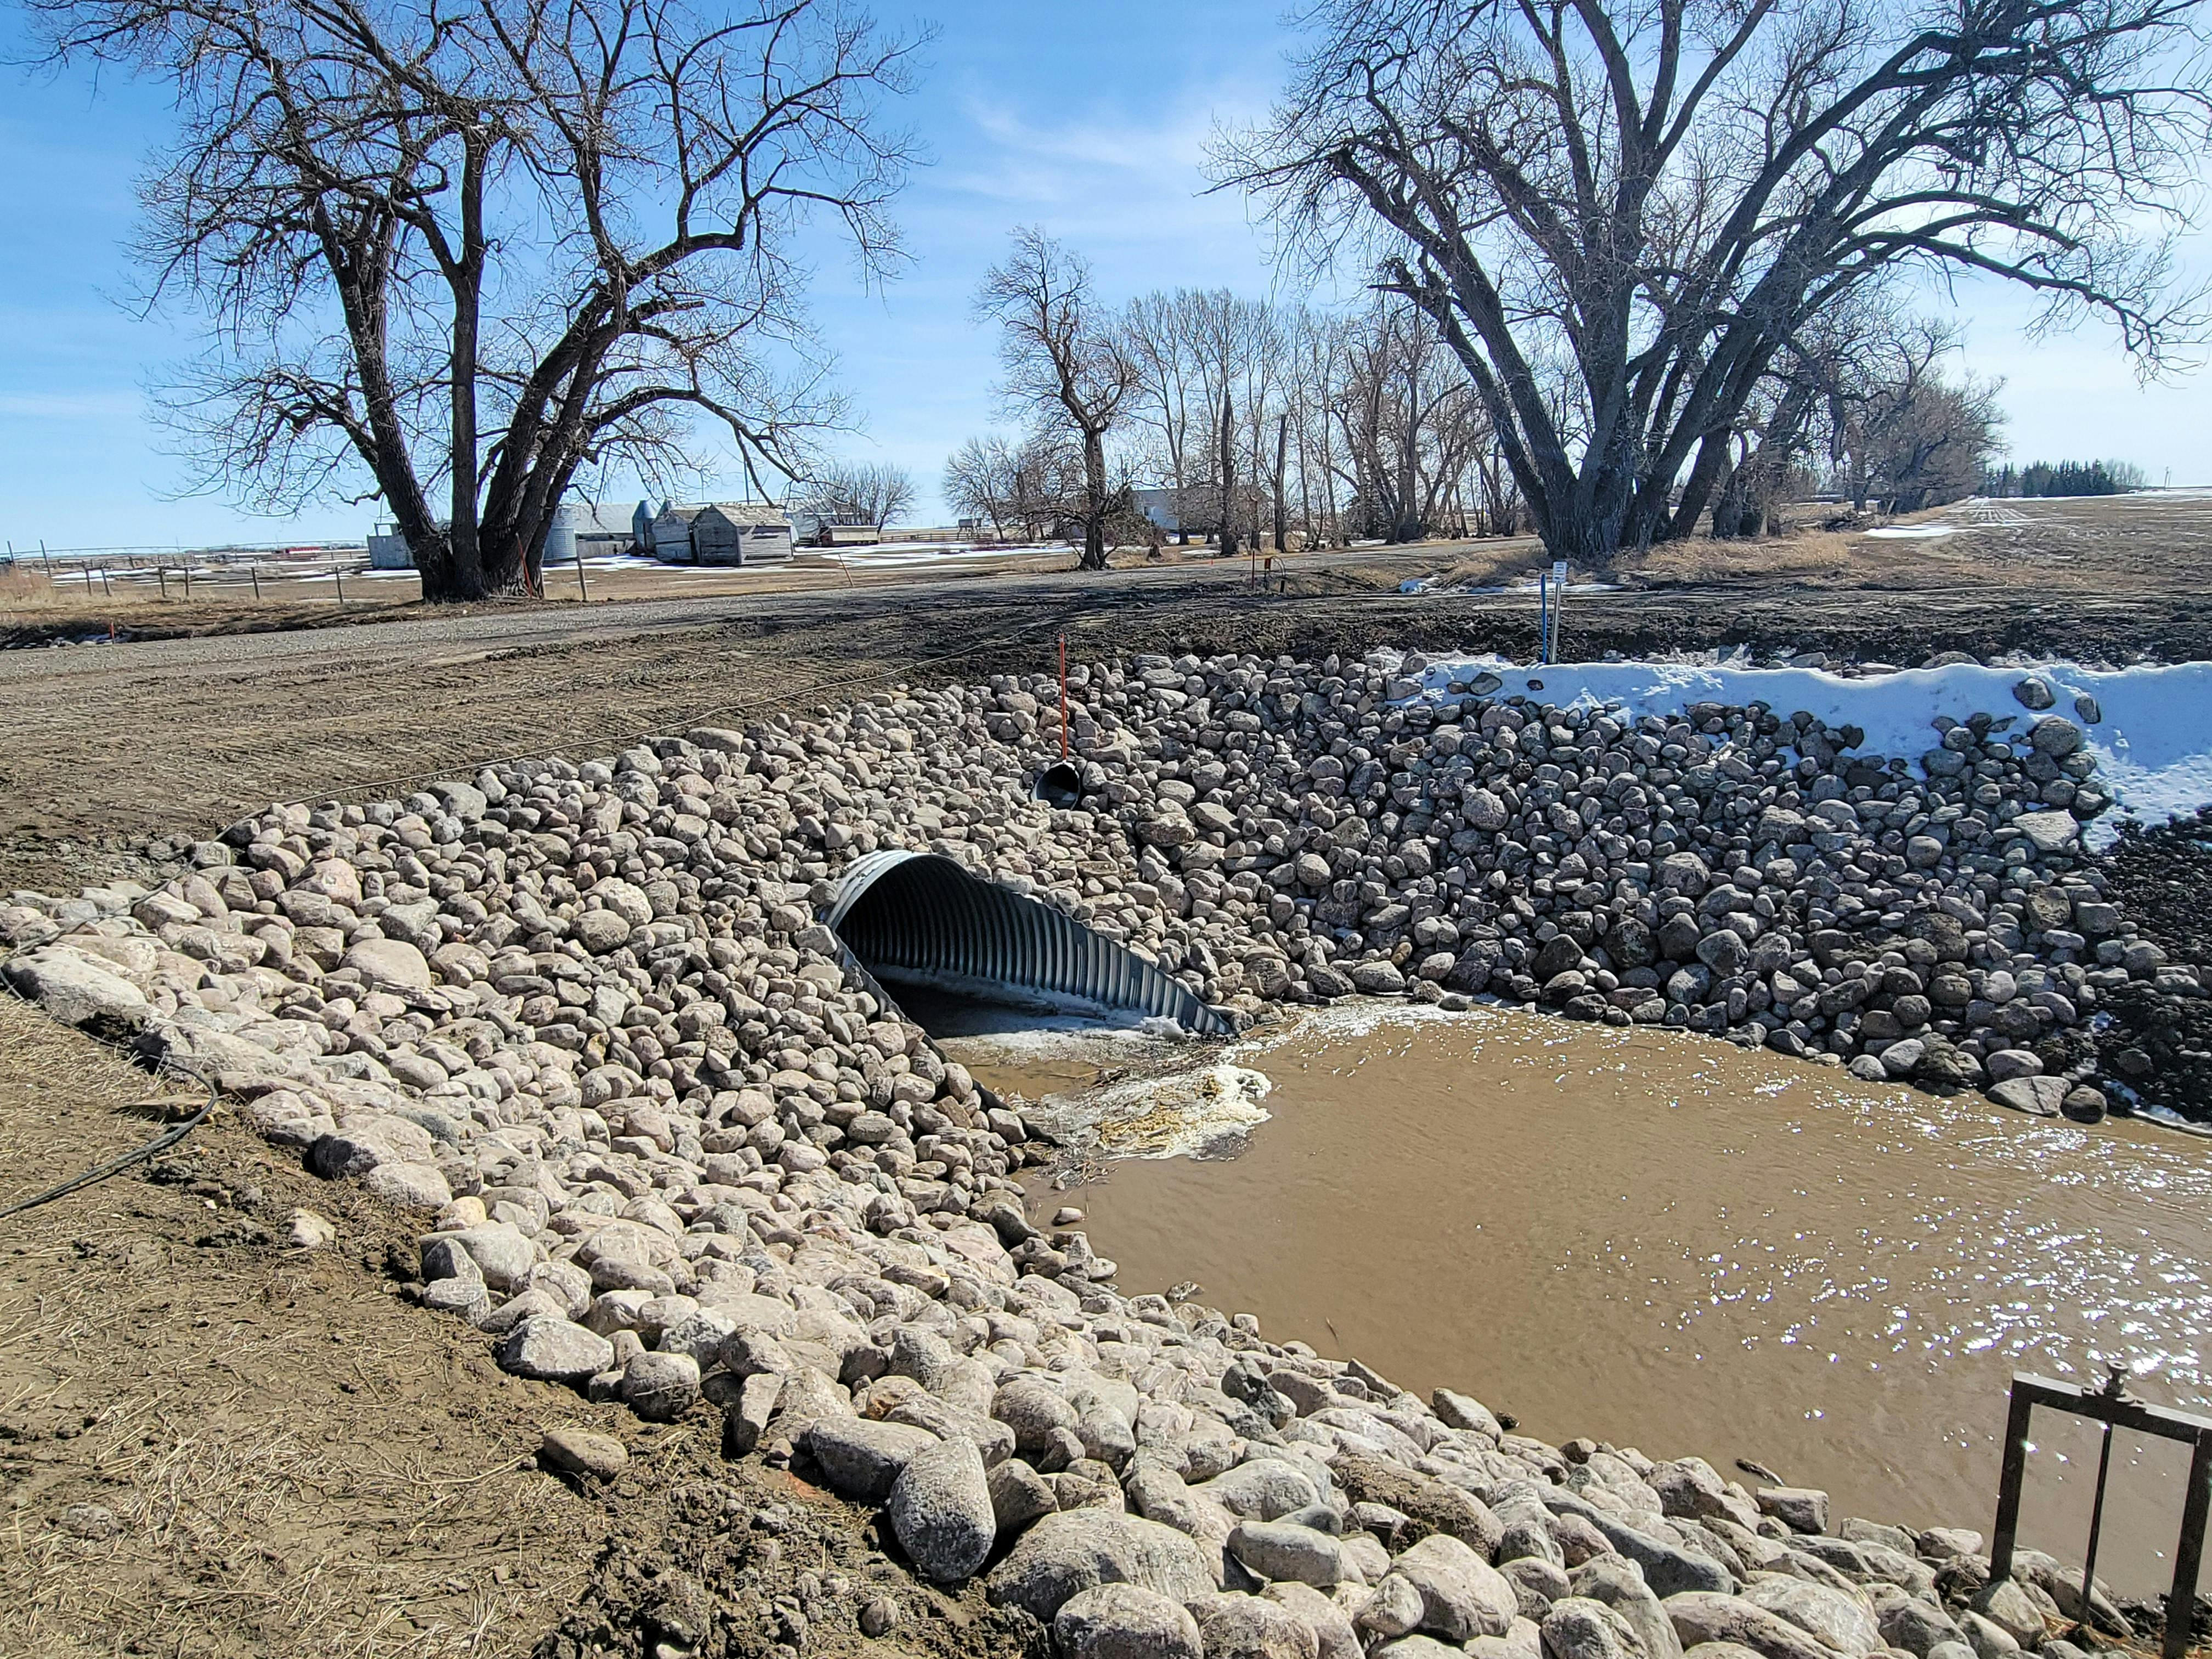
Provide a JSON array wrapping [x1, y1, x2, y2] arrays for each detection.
[[1989, 1380, 2036, 1580], [251, 565, 261, 600], [2171, 1435, 2212, 1659], [157, 567, 167, 601], [335, 564, 345, 605]]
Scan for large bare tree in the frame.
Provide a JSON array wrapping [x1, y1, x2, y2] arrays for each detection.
[[941, 431, 1083, 542], [1328, 295, 1495, 541], [799, 460, 916, 528], [1221, 0, 2209, 566], [37, 0, 923, 600], [975, 228, 1138, 571]]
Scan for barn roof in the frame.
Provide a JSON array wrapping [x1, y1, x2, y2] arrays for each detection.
[[567, 501, 645, 536], [699, 501, 792, 527]]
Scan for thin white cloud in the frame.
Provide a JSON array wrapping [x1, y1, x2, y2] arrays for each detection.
[[0, 390, 143, 420]]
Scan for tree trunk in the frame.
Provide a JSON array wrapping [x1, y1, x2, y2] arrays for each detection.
[[1217, 388, 1238, 559], [1272, 413, 1290, 554], [1080, 427, 1110, 571], [441, 137, 492, 601], [1711, 460, 1748, 538], [1296, 420, 1313, 550]]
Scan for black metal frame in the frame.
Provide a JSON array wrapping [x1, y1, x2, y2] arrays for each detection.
[[1991, 1371, 2212, 1659]]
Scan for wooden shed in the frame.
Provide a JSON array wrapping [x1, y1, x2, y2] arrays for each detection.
[[649, 501, 794, 566]]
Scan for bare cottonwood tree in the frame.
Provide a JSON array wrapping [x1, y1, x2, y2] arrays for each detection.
[[1830, 337, 2008, 514], [1222, 0, 2210, 566], [37, 0, 923, 600], [800, 460, 915, 529], [943, 435, 1017, 537], [941, 432, 1082, 541], [975, 228, 1138, 570], [1329, 296, 1495, 541], [1117, 288, 1291, 552], [1121, 292, 1206, 543]]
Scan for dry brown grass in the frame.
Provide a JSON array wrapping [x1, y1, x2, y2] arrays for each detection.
[[1626, 527, 1879, 585]]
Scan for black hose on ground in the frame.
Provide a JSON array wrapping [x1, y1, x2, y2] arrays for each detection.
[[0, 1074, 218, 1223]]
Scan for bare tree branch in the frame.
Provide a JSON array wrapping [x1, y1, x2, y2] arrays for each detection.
[[32, 0, 926, 599]]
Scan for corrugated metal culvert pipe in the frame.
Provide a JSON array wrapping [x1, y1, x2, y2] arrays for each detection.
[[821, 850, 1230, 1035]]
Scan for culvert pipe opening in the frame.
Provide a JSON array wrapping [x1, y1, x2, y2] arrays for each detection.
[[1031, 761, 1083, 809], [821, 850, 1229, 1036]]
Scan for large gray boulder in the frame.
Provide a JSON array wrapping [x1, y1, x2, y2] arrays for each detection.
[[1739, 1579, 1880, 1658], [341, 936, 433, 994], [1186, 1593, 1321, 1659], [805, 1416, 937, 1504], [1334, 1452, 1503, 1553], [2, 947, 150, 1036], [618, 1350, 699, 1422], [989, 1455, 1059, 1533], [1570, 1555, 1683, 1659], [1197, 1459, 1321, 1521], [1541, 1493, 1733, 1596], [1392, 1532, 1518, 1641], [423, 1224, 535, 1291], [1965, 1579, 2046, 1647], [495, 1316, 614, 1384], [1265, 1582, 1362, 1659], [1880, 1599, 1966, 1657], [994, 1378, 1081, 1455], [1663, 1593, 1833, 1659], [985, 1509, 1216, 1622], [1052, 1583, 1204, 1659], [1543, 1598, 1649, 1659], [889, 1435, 995, 1582], [1988, 1075, 2069, 1116], [1358, 1574, 1426, 1640], [1228, 1518, 1353, 1586]]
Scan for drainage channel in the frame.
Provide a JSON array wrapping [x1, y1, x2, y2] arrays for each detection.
[[817, 849, 1231, 1037]]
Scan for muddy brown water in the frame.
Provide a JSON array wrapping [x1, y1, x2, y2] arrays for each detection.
[[945, 1005, 2212, 1596]]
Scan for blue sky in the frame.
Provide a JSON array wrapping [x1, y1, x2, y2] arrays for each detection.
[[0, 0, 2204, 550]]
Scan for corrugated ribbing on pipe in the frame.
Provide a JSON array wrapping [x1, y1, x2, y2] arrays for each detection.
[[822, 850, 1229, 1035]]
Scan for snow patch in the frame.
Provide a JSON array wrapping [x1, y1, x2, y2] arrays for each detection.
[[1394, 654, 2212, 844]]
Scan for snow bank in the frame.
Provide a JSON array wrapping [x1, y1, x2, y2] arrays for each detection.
[[1396, 654, 2212, 844]]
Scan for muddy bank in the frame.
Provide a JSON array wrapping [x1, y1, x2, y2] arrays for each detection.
[[968, 1005, 2210, 1600]]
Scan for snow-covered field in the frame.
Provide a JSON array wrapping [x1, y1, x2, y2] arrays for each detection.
[[817, 540, 1059, 568], [1398, 654, 2212, 843]]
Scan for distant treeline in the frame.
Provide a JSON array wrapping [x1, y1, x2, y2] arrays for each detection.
[[1982, 460, 2147, 498]]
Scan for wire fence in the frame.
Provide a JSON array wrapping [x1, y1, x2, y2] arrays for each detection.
[[0, 539, 410, 624]]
